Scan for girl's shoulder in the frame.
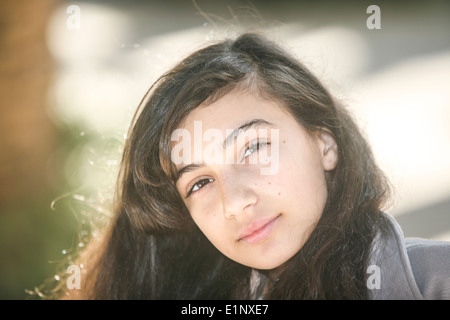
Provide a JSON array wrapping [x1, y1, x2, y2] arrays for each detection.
[[405, 237, 450, 299], [368, 213, 450, 300]]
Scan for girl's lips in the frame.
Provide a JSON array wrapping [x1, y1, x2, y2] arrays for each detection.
[[238, 215, 280, 244]]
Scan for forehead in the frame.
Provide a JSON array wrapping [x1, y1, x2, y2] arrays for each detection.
[[180, 90, 291, 132]]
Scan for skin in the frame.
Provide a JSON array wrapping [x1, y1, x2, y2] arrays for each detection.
[[173, 90, 338, 270]]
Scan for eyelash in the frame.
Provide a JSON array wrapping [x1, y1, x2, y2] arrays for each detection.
[[242, 140, 270, 160], [185, 140, 271, 198], [186, 178, 214, 198]]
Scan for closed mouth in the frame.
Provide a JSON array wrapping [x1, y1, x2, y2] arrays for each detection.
[[238, 214, 280, 244]]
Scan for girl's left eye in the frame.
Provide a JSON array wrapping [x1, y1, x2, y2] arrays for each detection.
[[243, 141, 269, 158]]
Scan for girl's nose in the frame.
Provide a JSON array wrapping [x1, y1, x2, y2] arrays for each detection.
[[220, 169, 258, 219]]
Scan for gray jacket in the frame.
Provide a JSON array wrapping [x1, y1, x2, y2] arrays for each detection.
[[368, 213, 450, 299]]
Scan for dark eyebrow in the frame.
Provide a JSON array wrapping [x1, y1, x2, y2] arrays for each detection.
[[175, 119, 274, 183], [223, 119, 275, 149], [175, 163, 205, 184]]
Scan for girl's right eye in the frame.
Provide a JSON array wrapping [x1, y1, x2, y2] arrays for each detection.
[[186, 178, 214, 198]]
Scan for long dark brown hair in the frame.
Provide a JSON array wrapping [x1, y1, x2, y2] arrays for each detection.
[[55, 32, 391, 299]]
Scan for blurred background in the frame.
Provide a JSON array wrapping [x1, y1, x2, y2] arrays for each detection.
[[0, 0, 449, 299]]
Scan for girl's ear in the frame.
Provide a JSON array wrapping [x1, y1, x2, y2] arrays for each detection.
[[316, 129, 338, 171]]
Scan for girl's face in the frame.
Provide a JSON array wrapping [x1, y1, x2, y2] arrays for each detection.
[[172, 90, 338, 269]]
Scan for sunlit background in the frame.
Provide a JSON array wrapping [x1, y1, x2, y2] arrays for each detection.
[[1, 0, 449, 299]]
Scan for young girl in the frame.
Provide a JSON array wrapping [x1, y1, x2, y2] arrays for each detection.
[[59, 32, 450, 299]]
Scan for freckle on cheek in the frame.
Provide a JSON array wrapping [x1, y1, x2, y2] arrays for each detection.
[[278, 192, 281, 196]]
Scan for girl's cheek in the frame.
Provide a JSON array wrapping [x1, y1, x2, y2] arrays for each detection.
[[189, 188, 220, 220]]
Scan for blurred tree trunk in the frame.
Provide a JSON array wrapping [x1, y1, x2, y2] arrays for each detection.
[[0, 0, 57, 205]]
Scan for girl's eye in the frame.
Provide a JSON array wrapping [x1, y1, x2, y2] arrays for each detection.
[[186, 178, 214, 198], [243, 141, 269, 159]]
